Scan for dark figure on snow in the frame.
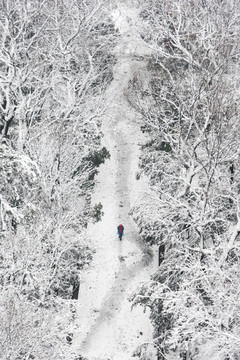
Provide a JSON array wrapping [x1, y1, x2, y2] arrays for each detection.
[[117, 224, 124, 240]]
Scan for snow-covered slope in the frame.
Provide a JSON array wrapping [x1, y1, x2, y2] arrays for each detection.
[[72, 2, 157, 359]]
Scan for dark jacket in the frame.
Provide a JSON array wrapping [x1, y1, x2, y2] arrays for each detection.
[[117, 224, 124, 235]]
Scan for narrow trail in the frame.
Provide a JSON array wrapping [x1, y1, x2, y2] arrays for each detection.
[[73, 2, 157, 359]]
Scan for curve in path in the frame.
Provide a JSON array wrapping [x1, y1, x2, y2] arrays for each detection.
[[73, 2, 157, 359]]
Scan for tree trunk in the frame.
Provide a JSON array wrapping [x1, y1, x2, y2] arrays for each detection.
[[72, 282, 80, 300]]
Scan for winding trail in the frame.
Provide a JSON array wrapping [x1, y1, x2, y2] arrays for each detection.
[[73, 2, 157, 359]]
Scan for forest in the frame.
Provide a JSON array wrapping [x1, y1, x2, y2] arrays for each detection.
[[0, 1, 115, 359], [0, 0, 240, 359]]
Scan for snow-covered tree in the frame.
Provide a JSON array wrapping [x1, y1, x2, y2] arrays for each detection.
[[0, 0, 117, 358], [129, 0, 240, 358]]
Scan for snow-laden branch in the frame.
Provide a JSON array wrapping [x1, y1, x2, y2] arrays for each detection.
[[219, 219, 240, 266], [0, 195, 23, 231]]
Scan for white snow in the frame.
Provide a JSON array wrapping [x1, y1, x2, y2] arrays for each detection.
[[72, 2, 157, 359]]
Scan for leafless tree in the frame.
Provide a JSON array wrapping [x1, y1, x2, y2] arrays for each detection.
[[130, 0, 240, 358], [0, 0, 116, 358]]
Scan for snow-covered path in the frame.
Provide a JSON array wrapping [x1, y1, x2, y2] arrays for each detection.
[[73, 2, 157, 359]]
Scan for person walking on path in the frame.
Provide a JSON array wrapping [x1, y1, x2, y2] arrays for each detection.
[[117, 224, 124, 241]]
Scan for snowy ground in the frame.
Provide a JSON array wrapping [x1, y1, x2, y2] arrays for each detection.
[[72, 2, 157, 359]]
